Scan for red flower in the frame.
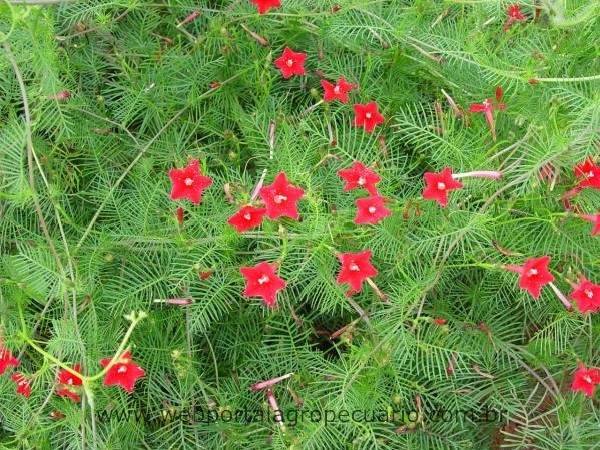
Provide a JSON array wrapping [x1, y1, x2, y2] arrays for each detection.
[[422, 167, 464, 207], [574, 158, 600, 190], [353, 102, 385, 133], [569, 276, 600, 314], [576, 213, 600, 237], [227, 205, 267, 232], [240, 261, 287, 308], [336, 250, 378, 295], [100, 351, 145, 393], [321, 77, 356, 103], [11, 373, 31, 398], [57, 364, 83, 402], [258, 172, 305, 220], [176, 206, 184, 224], [199, 269, 214, 279], [571, 362, 600, 398], [354, 195, 392, 225], [168, 159, 212, 205], [433, 318, 447, 325], [274, 47, 307, 79], [249, 0, 281, 14], [337, 161, 381, 195], [468, 87, 506, 141], [504, 256, 555, 298], [503, 5, 527, 31], [0, 345, 20, 374]]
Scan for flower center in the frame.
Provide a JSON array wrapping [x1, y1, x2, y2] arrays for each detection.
[[273, 194, 287, 204], [483, 99, 492, 109], [528, 269, 538, 277], [588, 171, 595, 178], [184, 178, 194, 186], [67, 379, 73, 385], [117, 366, 127, 374], [365, 112, 372, 119], [286, 59, 294, 67], [349, 263, 360, 271], [334, 85, 341, 94], [368, 206, 377, 214], [585, 289, 594, 298], [357, 176, 366, 185], [258, 275, 270, 285], [437, 182, 446, 190], [584, 375, 592, 383], [243, 213, 252, 220]]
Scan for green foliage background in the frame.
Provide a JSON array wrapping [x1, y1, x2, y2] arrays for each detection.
[[0, 0, 599, 449]]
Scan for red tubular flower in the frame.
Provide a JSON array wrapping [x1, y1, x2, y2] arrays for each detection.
[[336, 250, 378, 295], [0, 345, 20, 374], [503, 5, 527, 31], [468, 87, 506, 141], [227, 205, 267, 232], [168, 159, 213, 205], [11, 373, 31, 398], [258, 172, 305, 220], [57, 364, 83, 402], [249, 0, 281, 14], [100, 351, 145, 393], [354, 195, 392, 225], [503, 256, 555, 298], [337, 161, 381, 195], [433, 318, 447, 325], [321, 77, 356, 103], [240, 261, 287, 308], [574, 157, 600, 190], [571, 362, 600, 397], [569, 276, 600, 314], [176, 206, 184, 224], [274, 47, 307, 79], [47, 90, 71, 101], [250, 372, 294, 391], [576, 213, 600, 237], [422, 168, 464, 207], [352, 102, 385, 133]]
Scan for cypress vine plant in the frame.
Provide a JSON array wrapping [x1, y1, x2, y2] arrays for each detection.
[[0, 0, 599, 449]]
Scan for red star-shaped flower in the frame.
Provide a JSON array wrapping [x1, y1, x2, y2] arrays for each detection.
[[337, 161, 381, 195], [11, 373, 31, 398], [274, 47, 307, 79], [337, 250, 378, 294], [353, 102, 385, 133], [569, 276, 600, 314], [168, 159, 212, 205], [227, 206, 267, 232], [258, 172, 305, 220], [321, 77, 356, 103], [576, 213, 600, 237], [517, 256, 555, 298], [240, 261, 287, 308], [100, 351, 145, 393], [56, 364, 83, 402], [249, 0, 281, 14], [354, 195, 392, 225], [422, 167, 464, 207], [503, 5, 527, 31], [571, 362, 600, 398], [469, 87, 506, 141], [0, 345, 20, 374], [507, 5, 526, 20], [574, 158, 600, 190]]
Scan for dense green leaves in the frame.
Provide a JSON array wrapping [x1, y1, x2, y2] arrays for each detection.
[[0, 1, 599, 449]]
